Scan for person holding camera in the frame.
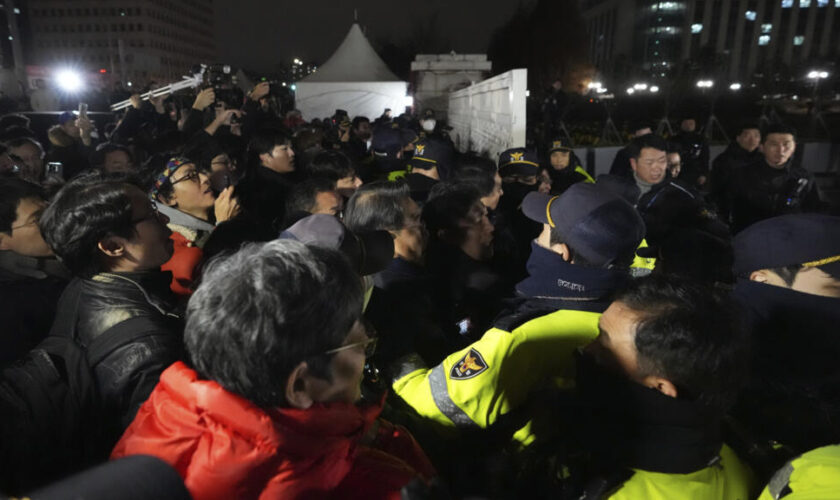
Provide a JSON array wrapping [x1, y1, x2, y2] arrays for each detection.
[[147, 156, 240, 296]]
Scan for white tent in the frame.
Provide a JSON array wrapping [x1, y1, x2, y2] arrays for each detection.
[[295, 24, 408, 121]]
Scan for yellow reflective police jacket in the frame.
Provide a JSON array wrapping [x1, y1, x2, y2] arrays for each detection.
[[609, 444, 756, 500], [392, 308, 600, 431], [758, 444, 840, 500], [575, 165, 595, 184]]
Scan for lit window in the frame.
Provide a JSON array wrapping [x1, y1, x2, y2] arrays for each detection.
[[745, 10, 757, 20], [691, 23, 703, 33], [800, 0, 811, 6], [759, 35, 771, 45], [762, 23, 773, 33], [794, 36, 805, 45], [781, 0, 793, 6]]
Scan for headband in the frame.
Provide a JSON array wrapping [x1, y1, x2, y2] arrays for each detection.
[[149, 157, 189, 200]]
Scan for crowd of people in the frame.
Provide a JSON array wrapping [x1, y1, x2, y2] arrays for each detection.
[[0, 79, 838, 499]]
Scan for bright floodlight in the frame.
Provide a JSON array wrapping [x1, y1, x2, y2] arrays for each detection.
[[808, 71, 820, 79], [588, 81, 603, 90], [55, 70, 83, 92], [819, 71, 829, 78], [626, 88, 635, 95], [730, 83, 742, 91], [650, 85, 660, 93], [634, 83, 648, 90]]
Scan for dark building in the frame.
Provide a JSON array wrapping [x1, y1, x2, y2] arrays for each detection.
[[581, 0, 840, 82]]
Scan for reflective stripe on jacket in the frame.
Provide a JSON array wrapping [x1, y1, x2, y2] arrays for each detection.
[[758, 444, 840, 500], [392, 308, 600, 431]]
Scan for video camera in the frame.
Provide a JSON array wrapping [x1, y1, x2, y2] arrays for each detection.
[[197, 64, 244, 110]]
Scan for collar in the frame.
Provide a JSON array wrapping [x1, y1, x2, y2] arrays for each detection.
[[633, 173, 656, 197], [574, 350, 723, 473], [156, 203, 215, 233], [91, 270, 178, 318], [0, 250, 70, 280], [515, 242, 628, 302]]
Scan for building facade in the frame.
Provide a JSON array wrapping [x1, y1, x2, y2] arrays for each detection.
[[582, 0, 840, 82], [25, 0, 216, 85], [411, 54, 492, 119]]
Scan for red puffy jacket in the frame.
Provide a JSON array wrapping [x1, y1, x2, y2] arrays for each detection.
[[112, 362, 435, 500]]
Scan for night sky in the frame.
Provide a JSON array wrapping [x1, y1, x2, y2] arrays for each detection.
[[214, 0, 533, 73]]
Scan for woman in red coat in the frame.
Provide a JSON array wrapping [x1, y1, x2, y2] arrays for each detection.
[[149, 157, 239, 295], [112, 240, 435, 499]]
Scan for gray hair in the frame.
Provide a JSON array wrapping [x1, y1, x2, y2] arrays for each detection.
[[185, 239, 363, 408]]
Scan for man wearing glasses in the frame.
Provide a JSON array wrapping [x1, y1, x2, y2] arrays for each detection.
[[113, 239, 436, 500], [0, 177, 69, 366], [37, 172, 183, 460]]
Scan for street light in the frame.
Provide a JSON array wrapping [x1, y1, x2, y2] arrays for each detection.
[[626, 88, 635, 95], [730, 83, 742, 91], [649, 85, 660, 93], [696, 80, 714, 88], [634, 83, 648, 90], [55, 69, 83, 93]]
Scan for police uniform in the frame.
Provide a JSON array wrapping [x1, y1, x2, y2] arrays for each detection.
[[546, 138, 594, 195], [758, 445, 840, 500], [393, 185, 646, 445]]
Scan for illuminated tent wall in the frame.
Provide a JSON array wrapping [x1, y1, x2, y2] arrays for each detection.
[[295, 24, 408, 121]]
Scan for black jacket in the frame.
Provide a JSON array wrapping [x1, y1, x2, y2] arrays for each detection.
[[637, 179, 724, 246], [425, 243, 511, 341], [725, 159, 821, 233], [0, 252, 69, 367], [709, 144, 762, 217], [53, 271, 182, 442], [608, 146, 633, 179], [672, 131, 710, 186], [731, 279, 840, 454], [235, 165, 295, 234], [365, 258, 463, 370]]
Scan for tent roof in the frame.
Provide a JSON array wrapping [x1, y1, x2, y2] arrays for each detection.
[[301, 24, 401, 83]]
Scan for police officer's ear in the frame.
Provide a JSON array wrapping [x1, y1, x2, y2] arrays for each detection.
[[641, 375, 678, 399], [750, 270, 770, 283], [285, 362, 316, 409]]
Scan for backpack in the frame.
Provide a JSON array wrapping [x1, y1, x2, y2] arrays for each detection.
[[0, 278, 168, 493]]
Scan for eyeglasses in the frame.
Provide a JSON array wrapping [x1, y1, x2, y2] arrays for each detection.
[[170, 169, 201, 186], [322, 320, 378, 358], [323, 336, 377, 358]]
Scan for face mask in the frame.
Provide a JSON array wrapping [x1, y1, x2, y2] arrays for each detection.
[[421, 119, 436, 133], [502, 182, 538, 205]]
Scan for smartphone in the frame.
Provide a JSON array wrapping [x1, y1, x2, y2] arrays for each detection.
[[78, 102, 88, 119], [46, 162, 64, 178]]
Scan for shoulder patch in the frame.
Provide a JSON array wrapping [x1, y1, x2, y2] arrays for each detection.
[[450, 348, 489, 380]]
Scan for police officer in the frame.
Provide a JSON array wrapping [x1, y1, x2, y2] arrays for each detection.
[[545, 137, 593, 195], [496, 147, 544, 274], [725, 124, 822, 233], [729, 214, 840, 466], [391, 183, 645, 441], [758, 444, 840, 500], [403, 139, 444, 204]]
